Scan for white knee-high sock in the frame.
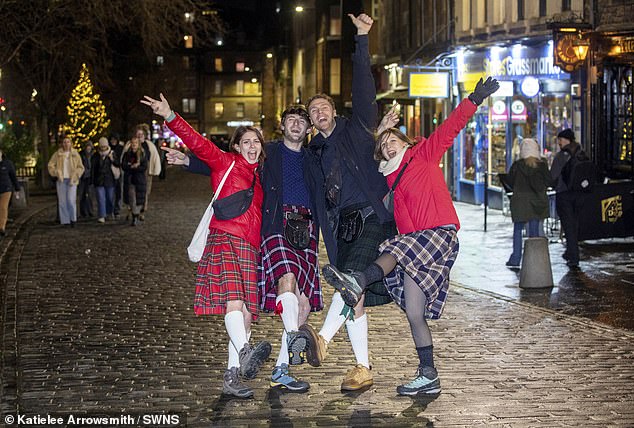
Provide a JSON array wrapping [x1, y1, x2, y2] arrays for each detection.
[[224, 310, 248, 353], [346, 313, 369, 368], [276, 331, 290, 366], [228, 329, 252, 369], [227, 341, 239, 369], [318, 292, 347, 343], [276, 292, 299, 332]]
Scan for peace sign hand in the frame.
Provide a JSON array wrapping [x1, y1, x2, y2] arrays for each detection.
[[141, 93, 172, 119]]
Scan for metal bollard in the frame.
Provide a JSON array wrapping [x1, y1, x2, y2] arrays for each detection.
[[519, 237, 554, 289]]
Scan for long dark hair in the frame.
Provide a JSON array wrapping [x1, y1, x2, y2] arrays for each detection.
[[229, 126, 266, 164]]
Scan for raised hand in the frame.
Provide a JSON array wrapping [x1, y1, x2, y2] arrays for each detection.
[[161, 146, 190, 166], [377, 104, 400, 135], [468, 77, 500, 106], [140, 93, 172, 119], [348, 13, 373, 35]]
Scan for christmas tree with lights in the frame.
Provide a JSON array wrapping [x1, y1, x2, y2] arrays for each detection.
[[63, 64, 110, 148]]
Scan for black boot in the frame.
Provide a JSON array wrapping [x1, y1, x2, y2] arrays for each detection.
[[131, 214, 139, 226]]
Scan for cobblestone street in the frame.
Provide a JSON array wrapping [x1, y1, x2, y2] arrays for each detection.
[[1, 168, 633, 427]]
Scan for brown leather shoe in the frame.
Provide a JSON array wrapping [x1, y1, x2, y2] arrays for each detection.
[[298, 323, 327, 367], [341, 364, 373, 391]]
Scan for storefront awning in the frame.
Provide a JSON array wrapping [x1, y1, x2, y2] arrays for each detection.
[[376, 89, 410, 101]]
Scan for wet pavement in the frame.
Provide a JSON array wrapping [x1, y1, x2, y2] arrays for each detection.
[[453, 202, 634, 331], [1, 168, 633, 426]]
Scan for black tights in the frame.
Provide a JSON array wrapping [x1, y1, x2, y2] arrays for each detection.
[[403, 273, 432, 348]]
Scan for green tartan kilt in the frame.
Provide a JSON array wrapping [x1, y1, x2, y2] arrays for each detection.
[[335, 213, 397, 307]]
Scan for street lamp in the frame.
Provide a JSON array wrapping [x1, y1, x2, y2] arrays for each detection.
[[573, 34, 590, 61]]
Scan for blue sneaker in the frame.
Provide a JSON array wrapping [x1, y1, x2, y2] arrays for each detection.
[[396, 366, 441, 396], [270, 363, 310, 393]]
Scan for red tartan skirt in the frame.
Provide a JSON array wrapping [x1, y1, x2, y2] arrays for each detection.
[[194, 228, 260, 320], [258, 205, 323, 313]]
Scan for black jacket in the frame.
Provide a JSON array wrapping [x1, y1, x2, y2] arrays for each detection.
[[0, 158, 20, 193], [121, 150, 147, 205], [91, 152, 117, 187], [259, 141, 321, 237], [305, 35, 390, 264]]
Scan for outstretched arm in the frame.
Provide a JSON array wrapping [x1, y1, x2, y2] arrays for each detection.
[[141, 93, 228, 169], [349, 13, 377, 131]]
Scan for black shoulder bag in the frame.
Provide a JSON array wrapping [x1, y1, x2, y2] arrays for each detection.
[[382, 160, 410, 215], [213, 170, 257, 220]]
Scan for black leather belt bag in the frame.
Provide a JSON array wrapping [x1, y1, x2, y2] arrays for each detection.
[[284, 212, 312, 250]]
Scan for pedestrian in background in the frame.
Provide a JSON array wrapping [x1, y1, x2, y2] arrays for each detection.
[[505, 138, 551, 268], [142, 93, 271, 399], [550, 128, 584, 268], [78, 142, 94, 218], [92, 137, 118, 224], [133, 124, 161, 220], [121, 137, 147, 226], [322, 76, 500, 396], [0, 148, 21, 237], [109, 134, 124, 218], [48, 137, 84, 226]]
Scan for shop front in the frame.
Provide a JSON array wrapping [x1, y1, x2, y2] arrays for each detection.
[[595, 33, 634, 180], [452, 40, 574, 208]]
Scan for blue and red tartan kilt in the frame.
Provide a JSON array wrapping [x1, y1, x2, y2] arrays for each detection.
[[379, 227, 459, 319], [194, 228, 260, 320], [259, 206, 323, 313]]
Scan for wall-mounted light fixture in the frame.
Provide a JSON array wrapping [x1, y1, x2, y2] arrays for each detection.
[[572, 34, 590, 61]]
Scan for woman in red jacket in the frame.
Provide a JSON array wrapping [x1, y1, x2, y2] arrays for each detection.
[[142, 94, 270, 399], [323, 77, 499, 396]]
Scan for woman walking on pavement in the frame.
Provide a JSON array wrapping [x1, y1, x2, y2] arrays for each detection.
[[48, 137, 84, 226], [323, 77, 500, 396], [92, 138, 118, 224], [120, 136, 147, 226], [142, 93, 271, 398], [505, 138, 551, 268]]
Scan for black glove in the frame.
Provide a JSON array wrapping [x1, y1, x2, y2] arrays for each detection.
[[468, 77, 500, 106]]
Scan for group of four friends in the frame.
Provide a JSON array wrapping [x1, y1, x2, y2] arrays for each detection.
[[141, 13, 499, 398]]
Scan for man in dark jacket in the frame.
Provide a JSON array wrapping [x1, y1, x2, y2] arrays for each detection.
[[302, 13, 395, 391], [550, 128, 584, 268]]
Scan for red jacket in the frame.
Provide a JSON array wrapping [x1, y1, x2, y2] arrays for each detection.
[[388, 98, 477, 234], [167, 114, 263, 249]]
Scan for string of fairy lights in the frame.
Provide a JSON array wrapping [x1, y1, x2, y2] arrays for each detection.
[[63, 63, 110, 148]]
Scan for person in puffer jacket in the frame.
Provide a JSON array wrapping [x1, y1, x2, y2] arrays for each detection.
[[142, 93, 271, 399]]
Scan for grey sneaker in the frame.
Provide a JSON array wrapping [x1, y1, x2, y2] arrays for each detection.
[[270, 363, 310, 393], [287, 331, 308, 365], [239, 341, 272, 380], [396, 366, 441, 396], [222, 367, 253, 398], [322, 264, 365, 307]]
